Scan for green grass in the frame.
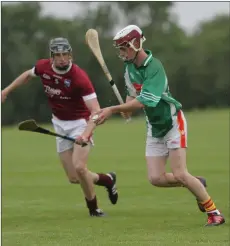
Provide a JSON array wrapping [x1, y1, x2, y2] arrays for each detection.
[[2, 109, 229, 246]]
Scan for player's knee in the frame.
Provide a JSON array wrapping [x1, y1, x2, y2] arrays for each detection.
[[68, 177, 80, 184], [75, 163, 87, 176], [173, 171, 189, 185], [148, 175, 162, 187]]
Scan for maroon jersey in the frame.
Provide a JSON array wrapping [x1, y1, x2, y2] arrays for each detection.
[[32, 59, 96, 120]]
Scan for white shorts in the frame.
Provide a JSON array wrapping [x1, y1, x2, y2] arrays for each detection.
[[52, 116, 92, 153], [146, 110, 187, 157]]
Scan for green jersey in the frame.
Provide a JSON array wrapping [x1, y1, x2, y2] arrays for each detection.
[[124, 50, 182, 138]]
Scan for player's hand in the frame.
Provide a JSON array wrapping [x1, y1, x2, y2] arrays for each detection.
[[93, 107, 113, 125], [120, 112, 131, 120], [1, 89, 8, 103], [75, 135, 89, 147]]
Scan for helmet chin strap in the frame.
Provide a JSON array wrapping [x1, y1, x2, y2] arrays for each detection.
[[125, 37, 145, 63], [125, 50, 139, 64], [129, 36, 145, 52], [117, 36, 146, 63]]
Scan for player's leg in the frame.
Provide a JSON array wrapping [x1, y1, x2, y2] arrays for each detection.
[[70, 120, 118, 206], [72, 143, 119, 215], [59, 148, 80, 183], [72, 143, 103, 216], [55, 132, 103, 216], [146, 135, 204, 188], [146, 136, 183, 187], [169, 148, 225, 226], [167, 110, 225, 226], [58, 148, 96, 184], [95, 171, 118, 205], [57, 143, 118, 205], [58, 148, 111, 186], [147, 156, 183, 187], [53, 119, 118, 209]]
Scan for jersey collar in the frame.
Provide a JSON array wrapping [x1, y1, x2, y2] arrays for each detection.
[[140, 50, 153, 67]]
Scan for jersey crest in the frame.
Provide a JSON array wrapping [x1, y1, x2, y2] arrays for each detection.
[[133, 83, 142, 93], [124, 66, 143, 96], [64, 79, 71, 87]]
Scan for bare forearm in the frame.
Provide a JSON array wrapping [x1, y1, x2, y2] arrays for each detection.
[[90, 107, 100, 115], [4, 70, 32, 94], [82, 98, 101, 137], [125, 95, 135, 117], [85, 98, 100, 114], [111, 98, 144, 114]]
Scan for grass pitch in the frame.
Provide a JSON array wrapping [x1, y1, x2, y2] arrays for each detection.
[[2, 110, 229, 246]]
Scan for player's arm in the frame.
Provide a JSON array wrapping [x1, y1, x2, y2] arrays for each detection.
[[109, 70, 165, 113], [135, 66, 166, 108], [110, 66, 166, 113], [126, 95, 135, 102], [84, 97, 100, 115], [94, 62, 166, 125], [75, 69, 101, 144], [76, 96, 100, 145], [121, 95, 135, 117], [113, 62, 167, 112], [80, 70, 101, 115], [93, 98, 143, 126], [110, 98, 143, 113], [1, 69, 35, 102]]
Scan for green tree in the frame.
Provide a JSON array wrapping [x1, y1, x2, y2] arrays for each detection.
[[186, 15, 230, 108], [2, 2, 229, 126]]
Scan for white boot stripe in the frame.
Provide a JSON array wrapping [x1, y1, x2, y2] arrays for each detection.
[[106, 173, 114, 180]]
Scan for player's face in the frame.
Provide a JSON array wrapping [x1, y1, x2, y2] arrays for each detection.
[[52, 52, 72, 69], [117, 46, 136, 62]]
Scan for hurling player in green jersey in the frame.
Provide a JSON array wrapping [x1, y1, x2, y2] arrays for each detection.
[[93, 25, 225, 226]]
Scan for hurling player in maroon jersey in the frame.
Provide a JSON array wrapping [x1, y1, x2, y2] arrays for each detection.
[[2, 37, 118, 217]]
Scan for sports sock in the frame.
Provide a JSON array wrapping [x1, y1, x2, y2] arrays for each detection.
[[200, 197, 220, 214], [95, 173, 113, 187], [85, 196, 98, 212]]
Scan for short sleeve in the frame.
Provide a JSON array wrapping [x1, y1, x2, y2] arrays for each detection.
[[31, 59, 47, 77], [30, 67, 37, 77], [74, 68, 97, 101], [136, 61, 167, 107]]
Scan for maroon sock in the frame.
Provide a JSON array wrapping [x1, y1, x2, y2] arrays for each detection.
[[95, 173, 113, 187], [85, 196, 98, 212]]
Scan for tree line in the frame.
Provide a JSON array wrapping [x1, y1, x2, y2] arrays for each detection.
[[2, 2, 229, 125]]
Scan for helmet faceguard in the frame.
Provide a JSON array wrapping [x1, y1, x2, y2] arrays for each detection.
[[49, 37, 72, 71], [113, 25, 146, 62]]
